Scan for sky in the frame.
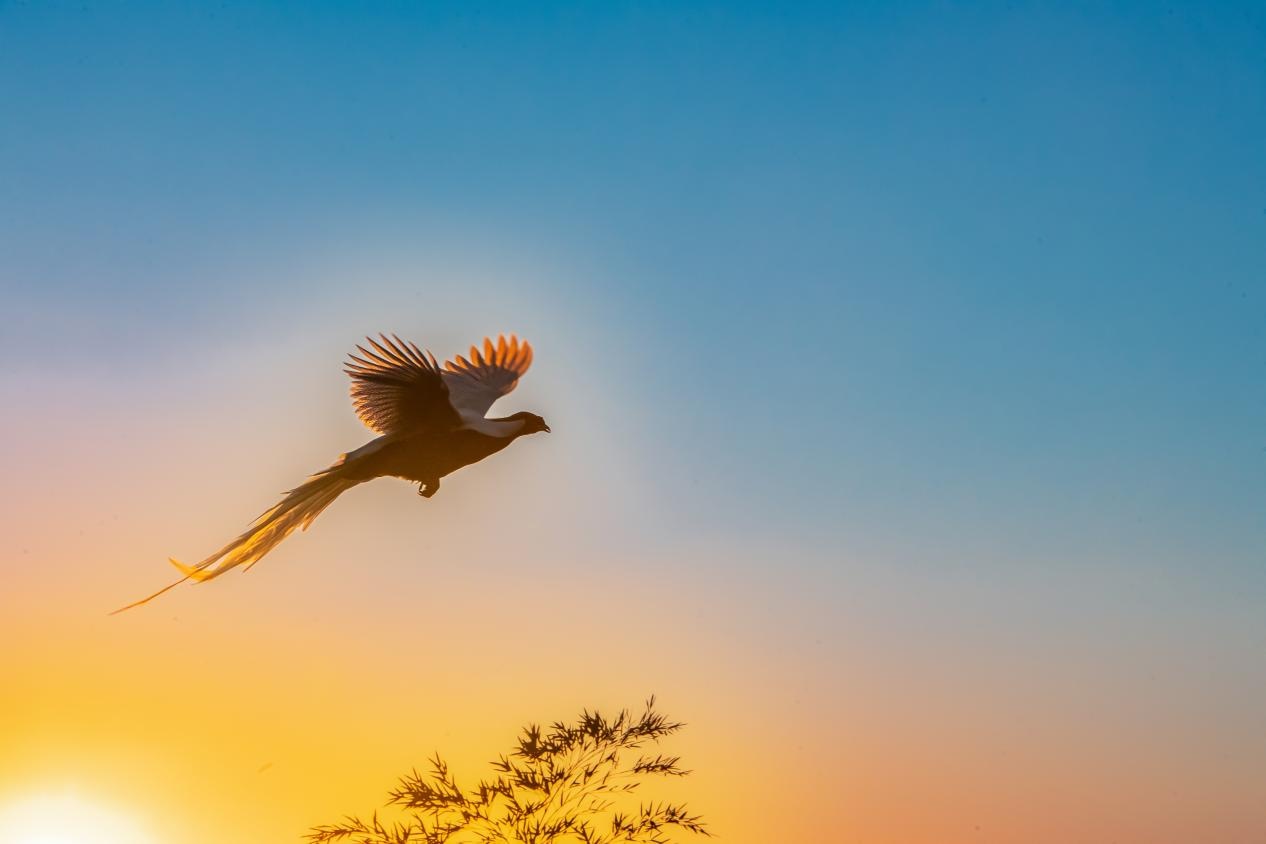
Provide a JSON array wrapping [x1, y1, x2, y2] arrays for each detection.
[[1, 1, 1264, 842]]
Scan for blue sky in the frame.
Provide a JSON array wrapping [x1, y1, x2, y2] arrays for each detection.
[[6, 0, 1260, 571]]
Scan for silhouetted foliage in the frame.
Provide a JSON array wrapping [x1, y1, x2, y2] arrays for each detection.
[[307, 698, 709, 844]]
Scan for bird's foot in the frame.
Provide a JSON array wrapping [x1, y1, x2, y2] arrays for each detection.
[[418, 479, 440, 498]]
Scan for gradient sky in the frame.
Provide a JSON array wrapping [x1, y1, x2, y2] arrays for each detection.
[[2, 2, 1264, 842]]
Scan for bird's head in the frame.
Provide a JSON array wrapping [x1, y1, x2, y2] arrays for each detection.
[[507, 411, 551, 435]]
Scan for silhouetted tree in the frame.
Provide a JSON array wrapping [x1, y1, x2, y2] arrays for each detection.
[[307, 697, 710, 844]]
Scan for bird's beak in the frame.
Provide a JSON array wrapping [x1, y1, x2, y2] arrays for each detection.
[[543, 424, 551, 433]]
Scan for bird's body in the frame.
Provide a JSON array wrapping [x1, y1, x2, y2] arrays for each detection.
[[338, 424, 523, 489], [113, 333, 548, 613]]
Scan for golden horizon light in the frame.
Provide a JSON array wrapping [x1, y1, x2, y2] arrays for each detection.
[[0, 792, 154, 844]]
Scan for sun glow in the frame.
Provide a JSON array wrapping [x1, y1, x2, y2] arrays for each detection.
[[0, 793, 153, 844]]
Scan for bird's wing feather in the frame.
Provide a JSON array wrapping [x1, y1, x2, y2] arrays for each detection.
[[345, 334, 461, 434], [442, 334, 534, 420]]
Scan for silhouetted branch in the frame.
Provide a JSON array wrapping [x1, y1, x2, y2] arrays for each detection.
[[307, 698, 709, 844]]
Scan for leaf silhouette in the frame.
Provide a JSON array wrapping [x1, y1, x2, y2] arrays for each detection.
[[307, 698, 709, 844]]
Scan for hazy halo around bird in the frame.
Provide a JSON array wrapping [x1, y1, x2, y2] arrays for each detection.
[[111, 332, 549, 614]]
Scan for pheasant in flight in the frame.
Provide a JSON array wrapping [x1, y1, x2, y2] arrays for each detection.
[[114, 333, 548, 613]]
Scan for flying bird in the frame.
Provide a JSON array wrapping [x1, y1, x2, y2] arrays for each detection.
[[113, 333, 548, 613]]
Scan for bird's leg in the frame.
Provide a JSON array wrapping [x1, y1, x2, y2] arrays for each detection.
[[418, 478, 440, 498]]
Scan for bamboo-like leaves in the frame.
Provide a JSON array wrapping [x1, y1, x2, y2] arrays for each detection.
[[307, 698, 708, 844]]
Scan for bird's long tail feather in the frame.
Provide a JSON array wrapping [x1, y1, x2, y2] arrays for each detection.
[[111, 468, 361, 614]]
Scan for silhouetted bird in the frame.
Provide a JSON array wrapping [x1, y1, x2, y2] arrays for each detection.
[[113, 333, 547, 613]]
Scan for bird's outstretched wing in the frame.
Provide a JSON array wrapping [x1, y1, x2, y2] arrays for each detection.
[[442, 334, 534, 420], [345, 334, 462, 434]]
